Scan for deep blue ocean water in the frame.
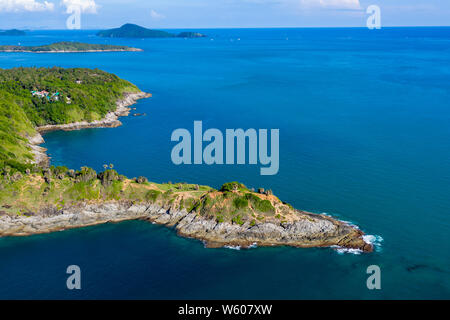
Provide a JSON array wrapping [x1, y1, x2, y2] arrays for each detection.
[[0, 27, 449, 299]]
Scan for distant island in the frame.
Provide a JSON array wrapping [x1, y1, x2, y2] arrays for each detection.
[[177, 32, 207, 39], [0, 41, 142, 53], [97, 23, 207, 38], [0, 29, 26, 36]]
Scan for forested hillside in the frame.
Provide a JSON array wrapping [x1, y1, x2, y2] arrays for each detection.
[[0, 67, 140, 167]]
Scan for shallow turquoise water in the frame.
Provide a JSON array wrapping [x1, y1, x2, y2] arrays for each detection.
[[0, 28, 449, 299]]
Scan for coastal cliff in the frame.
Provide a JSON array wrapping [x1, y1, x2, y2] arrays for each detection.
[[0, 187, 371, 252]]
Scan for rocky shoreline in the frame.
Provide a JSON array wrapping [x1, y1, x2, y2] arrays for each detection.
[[27, 91, 151, 167], [0, 201, 373, 252]]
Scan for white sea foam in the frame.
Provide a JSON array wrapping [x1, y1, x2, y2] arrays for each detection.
[[330, 234, 384, 255], [224, 245, 241, 250], [337, 248, 363, 255], [320, 212, 360, 229], [363, 234, 384, 252], [321, 212, 384, 254], [224, 242, 258, 250], [330, 245, 363, 255]]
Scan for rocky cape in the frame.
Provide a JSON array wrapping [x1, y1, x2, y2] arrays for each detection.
[[28, 91, 151, 167], [0, 201, 373, 252]]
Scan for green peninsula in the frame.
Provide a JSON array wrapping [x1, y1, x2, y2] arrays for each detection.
[[0, 41, 142, 53], [0, 67, 371, 252]]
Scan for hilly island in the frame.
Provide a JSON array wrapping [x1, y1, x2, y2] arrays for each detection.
[[0, 67, 372, 252], [97, 23, 207, 38]]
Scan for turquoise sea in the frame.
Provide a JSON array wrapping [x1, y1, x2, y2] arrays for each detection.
[[0, 28, 449, 299]]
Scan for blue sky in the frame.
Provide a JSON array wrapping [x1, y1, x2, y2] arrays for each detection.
[[0, 0, 449, 29]]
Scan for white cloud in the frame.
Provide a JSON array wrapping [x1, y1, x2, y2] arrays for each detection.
[[0, 0, 55, 12], [150, 9, 165, 20], [301, 0, 361, 10], [60, 0, 98, 13]]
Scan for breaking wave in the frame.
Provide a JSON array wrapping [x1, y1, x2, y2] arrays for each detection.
[[224, 242, 258, 250], [363, 234, 384, 252]]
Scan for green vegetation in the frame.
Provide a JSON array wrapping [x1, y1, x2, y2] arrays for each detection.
[[0, 67, 140, 164], [146, 190, 162, 202], [0, 41, 141, 52], [233, 197, 248, 209], [97, 23, 206, 39], [180, 182, 279, 225], [220, 182, 249, 192], [245, 193, 275, 215]]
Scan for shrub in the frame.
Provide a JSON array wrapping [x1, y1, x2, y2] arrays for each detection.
[[245, 192, 275, 214], [216, 214, 224, 223], [233, 196, 248, 209], [220, 182, 247, 192], [255, 199, 275, 214], [50, 166, 68, 178], [0, 159, 34, 174], [232, 215, 245, 225], [136, 176, 148, 184], [98, 169, 119, 187], [76, 166, 97, 182], [145, 190, 162, 202]]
